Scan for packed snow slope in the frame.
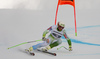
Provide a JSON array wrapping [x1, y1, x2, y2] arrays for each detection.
[[0, 9, 100, 59]]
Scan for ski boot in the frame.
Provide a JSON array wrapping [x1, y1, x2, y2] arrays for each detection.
[[25, 47, 33, 52], [42, 45, 51, 51]]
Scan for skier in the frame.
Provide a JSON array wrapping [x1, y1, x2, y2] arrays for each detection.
[[27, 21, 72, 52]]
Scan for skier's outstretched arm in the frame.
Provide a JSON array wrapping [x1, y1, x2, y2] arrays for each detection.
[[63, 30, 72, 51]]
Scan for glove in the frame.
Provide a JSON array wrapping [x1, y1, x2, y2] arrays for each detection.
[[69, 46, 72, 51], [42, 37, 46, 41]]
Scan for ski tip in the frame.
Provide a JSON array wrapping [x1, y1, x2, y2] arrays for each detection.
[[53, 53, 57, 56], [32, 53, 35, 56], [30, 53, 35, 56]]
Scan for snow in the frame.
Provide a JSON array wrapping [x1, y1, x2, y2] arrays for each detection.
[[0, 4, 100, 59]]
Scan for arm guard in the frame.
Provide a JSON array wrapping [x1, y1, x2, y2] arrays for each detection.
[[66, 38, 72, 47], [42, 26, 52, 37], [42, 30, 49, 37]]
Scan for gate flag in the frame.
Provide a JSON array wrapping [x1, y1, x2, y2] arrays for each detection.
[[55, 0, 77, 36]]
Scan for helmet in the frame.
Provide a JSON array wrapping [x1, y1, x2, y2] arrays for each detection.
[[57, 21, 65, 28]]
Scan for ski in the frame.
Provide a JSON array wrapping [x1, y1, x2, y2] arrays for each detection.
[[37, 49, 56, 56], [25, 49, 35, 56]]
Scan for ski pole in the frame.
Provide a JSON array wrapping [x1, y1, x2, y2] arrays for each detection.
[[57, 46, 68, 50], [7, 39, 42, 49]]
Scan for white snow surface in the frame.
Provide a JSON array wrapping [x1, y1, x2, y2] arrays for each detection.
[[0, 6, 100, 59]]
